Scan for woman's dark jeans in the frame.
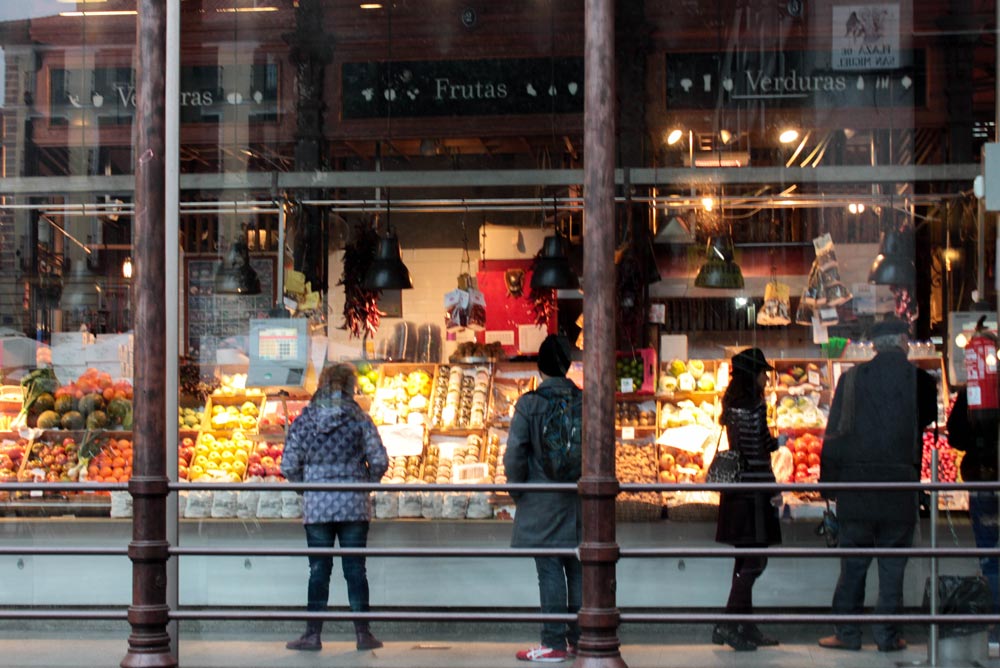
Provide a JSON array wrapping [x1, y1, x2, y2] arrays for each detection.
[[304, 521, 371, 621], [534, 556, 582, 650]]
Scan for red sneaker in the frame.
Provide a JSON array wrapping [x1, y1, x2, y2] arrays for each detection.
[[516, 646, 569, 662]]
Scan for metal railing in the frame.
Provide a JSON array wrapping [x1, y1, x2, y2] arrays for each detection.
[[2, 477, 999, 633]]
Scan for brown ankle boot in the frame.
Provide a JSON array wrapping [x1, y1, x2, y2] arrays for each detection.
[[286, 630, 322, 651], [354, 623, 383, 650]]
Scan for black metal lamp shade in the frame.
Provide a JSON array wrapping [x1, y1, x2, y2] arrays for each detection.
[[530, 234, 579, 290], [214, 239, 262, 295], [868, 229, 916, 286], [363, 233, 413, 290], [694, 236, 744, 289]]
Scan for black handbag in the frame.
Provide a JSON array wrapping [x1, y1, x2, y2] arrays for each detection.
[[706, 430, 744, 483], [815, 498, 839, 547]]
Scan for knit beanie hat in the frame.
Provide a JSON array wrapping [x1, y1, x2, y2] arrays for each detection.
[[537, 334, 572, 378]]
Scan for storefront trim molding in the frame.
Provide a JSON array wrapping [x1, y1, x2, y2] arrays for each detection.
[[0, 164, 981, 196]]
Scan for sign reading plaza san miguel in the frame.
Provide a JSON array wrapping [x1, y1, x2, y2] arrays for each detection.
[[832, 3, 900, 71], [341, 58, 584, 119], [48, 64, 280, 125]]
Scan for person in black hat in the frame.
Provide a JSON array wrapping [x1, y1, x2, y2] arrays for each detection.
[[713, 347, 782, 651], [505, 334, 582, 662], [819, 316, 937, 652]]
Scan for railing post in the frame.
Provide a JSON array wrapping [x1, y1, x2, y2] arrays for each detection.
[[121, 0, 176, 666], [578, 0, 626, 666], [928, 448, 939, 666]]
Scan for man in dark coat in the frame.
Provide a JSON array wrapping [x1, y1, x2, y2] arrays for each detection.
[[504, 334, 582, 663], [819, 316, 938, 652]]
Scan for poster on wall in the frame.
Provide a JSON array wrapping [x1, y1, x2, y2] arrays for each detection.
[[832, 4, 900, 71]]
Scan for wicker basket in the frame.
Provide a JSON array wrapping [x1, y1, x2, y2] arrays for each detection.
[[615, 497, 663, 522]]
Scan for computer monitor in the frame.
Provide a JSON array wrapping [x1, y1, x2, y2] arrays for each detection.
[[247, 317, 308, 387]]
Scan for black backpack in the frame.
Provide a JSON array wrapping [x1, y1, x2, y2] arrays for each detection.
[[532, 385, 583, 482]]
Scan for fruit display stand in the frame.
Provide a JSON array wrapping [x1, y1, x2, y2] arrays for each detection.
[[369, 363, 434, 428], [615, 437, 662, 521]]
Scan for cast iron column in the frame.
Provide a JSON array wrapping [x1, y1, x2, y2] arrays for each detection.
[[577, 0, 626, 667], [121, 0, 175, 666]]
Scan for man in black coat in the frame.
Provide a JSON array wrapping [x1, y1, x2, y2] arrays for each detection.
[[819, 316, 938, 652]]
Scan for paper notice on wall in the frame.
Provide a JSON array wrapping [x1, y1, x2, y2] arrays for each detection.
[[518, 324, 548, 354], [485, 330, 515, 346], [852, 283, 877, 314], [812, 317, 830, 344]]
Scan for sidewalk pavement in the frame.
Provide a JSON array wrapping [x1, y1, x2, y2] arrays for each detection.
[[2, 623, 996, 668]]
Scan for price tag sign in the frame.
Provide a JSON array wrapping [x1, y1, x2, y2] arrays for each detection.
[[621, 426, 636, 440], [808, 370, 821, 385], [620, 377, 634, 393]]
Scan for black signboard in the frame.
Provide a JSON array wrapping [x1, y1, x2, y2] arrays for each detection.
[[341, 57, 584, 119], [665, 50, 925, 110], [49, 63, 280, 126]]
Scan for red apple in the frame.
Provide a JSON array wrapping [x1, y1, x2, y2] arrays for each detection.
[[265, 466, 282, 477], [260, 456, 275, 468], [62, 438, 76, 447], [267, 446, 283, 459], [246, 463, 265, 477], [248, 453, 262, 465], [181, 437, 195, 448]]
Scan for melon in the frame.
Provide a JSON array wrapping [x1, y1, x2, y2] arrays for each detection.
[[37, 410, 62, 430], [34, 393, 55, 413], [60, 410, 85, 430], [107, 398, 131, 424], [86, 410, 109, 430], [54, 395, 77, 414], [78, 393, 106, 417]]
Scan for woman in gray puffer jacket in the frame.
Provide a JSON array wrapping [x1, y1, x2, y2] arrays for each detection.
[[281, 363, 388, 653]]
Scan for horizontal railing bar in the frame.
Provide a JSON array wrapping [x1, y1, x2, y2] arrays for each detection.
[[620, 613, 1000, 625], [4, 480, 999, 493], [3, 608, 997, 625], [0, 547, 128, 556], [0, 610, 129, 620], [169, 547, 576, 558], [619, 546, 1000, 558]]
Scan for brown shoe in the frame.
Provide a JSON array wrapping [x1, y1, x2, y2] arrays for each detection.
[[878, 638, 907, 652], [818, 635, 861, 651], [286, 632, 322, 651]]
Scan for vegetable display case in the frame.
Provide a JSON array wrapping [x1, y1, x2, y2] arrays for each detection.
[[0, 355, 956, 518]]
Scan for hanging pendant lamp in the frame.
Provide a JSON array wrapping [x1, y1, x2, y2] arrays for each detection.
[[364, 233, 413, 290], [694, 235, 744, 289], [530, 233, 579, 290], [214, 238, 262, 295], [868, 229, 916, 286]]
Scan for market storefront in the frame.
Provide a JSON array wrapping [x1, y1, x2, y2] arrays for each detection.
[[0, 0, 996, 665]]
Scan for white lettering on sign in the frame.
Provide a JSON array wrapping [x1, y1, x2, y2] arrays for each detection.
[[434, 78, 509, 101], [115, 85, 215, 108], [743, 69, 847, 96]]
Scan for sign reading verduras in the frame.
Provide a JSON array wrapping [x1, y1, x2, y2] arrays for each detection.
[[665, 49, 923, 110]]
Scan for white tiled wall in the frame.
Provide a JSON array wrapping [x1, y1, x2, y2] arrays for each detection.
[[327, 247, 479, 364]]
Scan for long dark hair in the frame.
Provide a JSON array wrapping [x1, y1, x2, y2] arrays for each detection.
[[722, 365, 764, 416]]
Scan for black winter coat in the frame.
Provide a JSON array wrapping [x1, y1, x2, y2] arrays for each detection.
[[946, 389, 998, 483], [820, 350, 937, 522], [715, 402, 782, 546]]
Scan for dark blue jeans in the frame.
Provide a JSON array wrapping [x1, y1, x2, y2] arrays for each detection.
[[969, 491, 1000, 612], [831, 519, 914, 647], [535, 556, 582, 650], [304, 521, 371, 622]]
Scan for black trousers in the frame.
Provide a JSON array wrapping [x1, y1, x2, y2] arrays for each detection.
[[725, 554, 768, 615]]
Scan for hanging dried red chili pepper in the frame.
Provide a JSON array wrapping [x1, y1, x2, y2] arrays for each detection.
[[338, 219, 382, 339]]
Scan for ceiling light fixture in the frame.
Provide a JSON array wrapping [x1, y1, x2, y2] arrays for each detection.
[[719, 129, 733, 145], [868, 228, 916, 286], [694, 235, 744, 289], [701, 196, 715, 212], [363, 195, 413, 290], [779, 128, 800, 144], [666, 129, 684, 145], [216, 6, 279, 12], [122, 257, 133, 280], [59, 10, 137, 16], [360, 3, 384, 8], [848, 203, 866, 214]]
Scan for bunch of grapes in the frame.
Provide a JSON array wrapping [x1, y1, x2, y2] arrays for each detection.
[[921, 429, 959, 482]]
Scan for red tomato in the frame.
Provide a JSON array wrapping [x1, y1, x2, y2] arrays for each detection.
[[808, 442, 823, 456], [807, 453, 821, 467], [793, 451, 809, 466], [795, 462, 809, 473]]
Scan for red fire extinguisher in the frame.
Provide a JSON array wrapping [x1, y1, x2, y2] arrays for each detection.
[[964, 315, 1000, 423]]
